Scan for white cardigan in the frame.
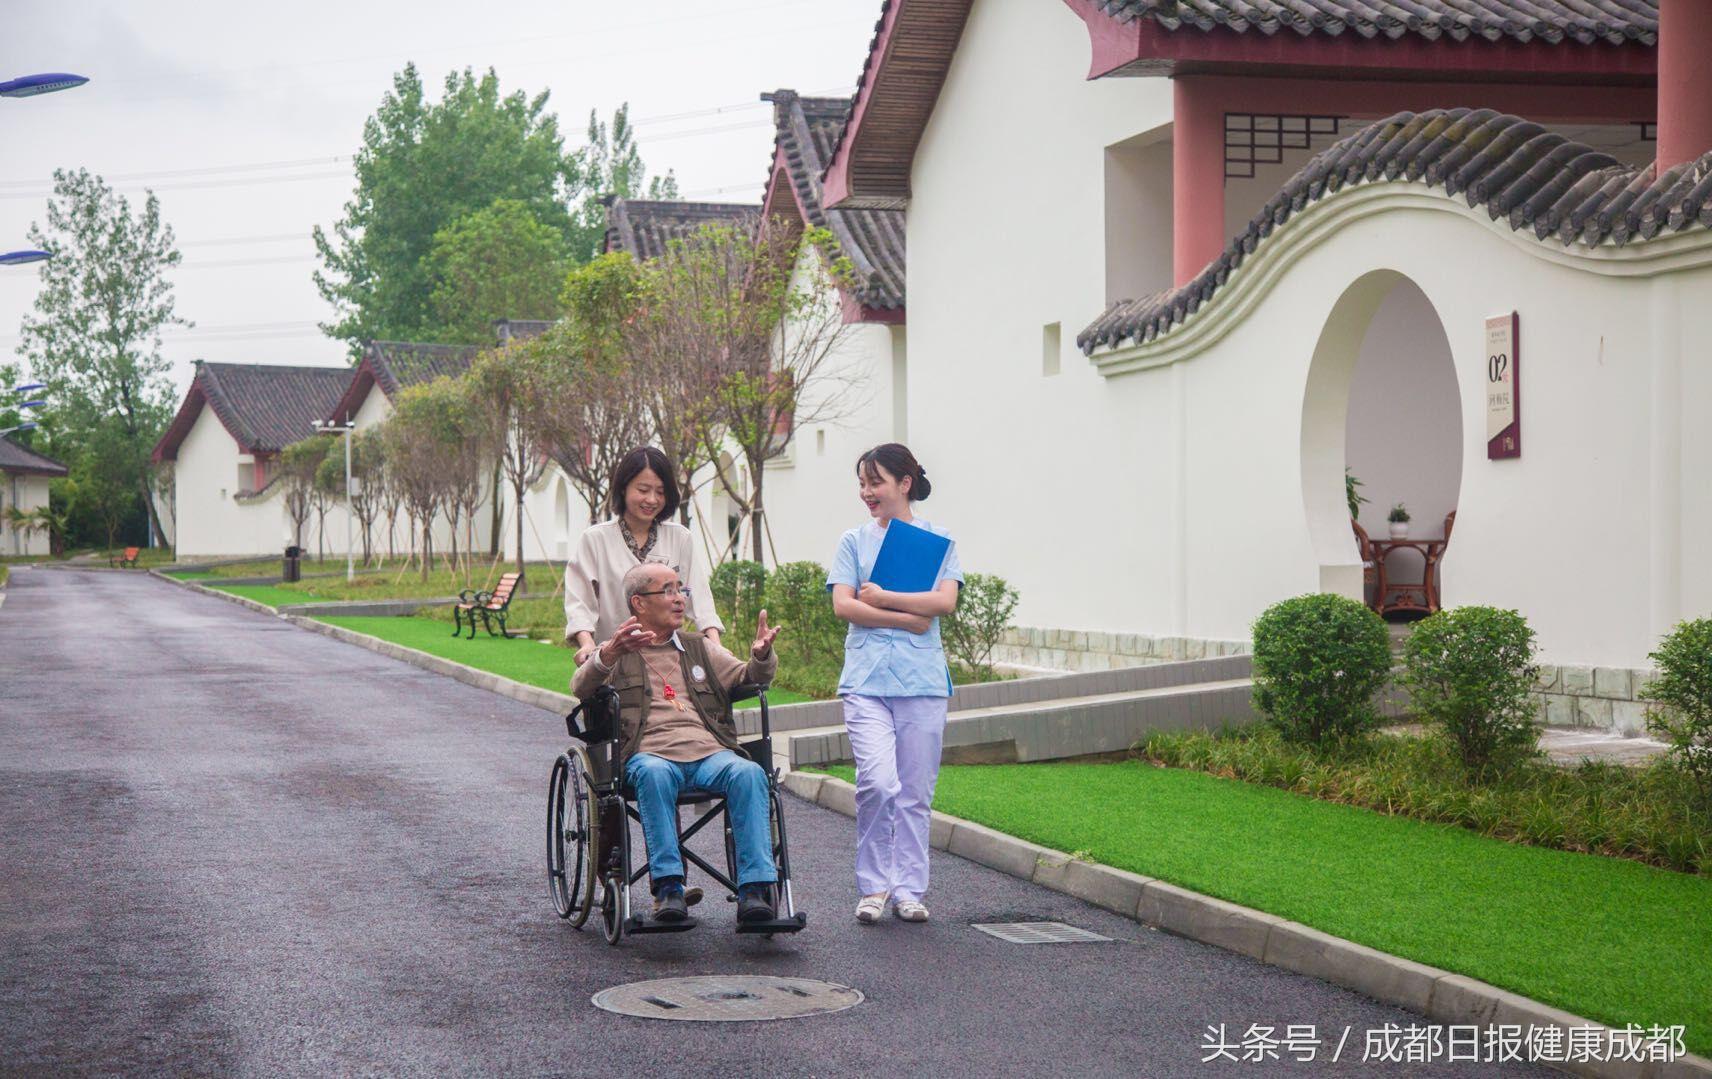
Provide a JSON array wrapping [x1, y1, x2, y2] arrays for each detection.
[[562, 519, 724, 643]]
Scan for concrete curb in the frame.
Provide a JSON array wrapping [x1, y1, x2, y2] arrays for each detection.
[[151, 570, 576, 717], [777, 770, 1710, 1079]]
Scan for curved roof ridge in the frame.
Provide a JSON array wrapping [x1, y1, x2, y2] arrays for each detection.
[[1079, 107, 1712, 355]]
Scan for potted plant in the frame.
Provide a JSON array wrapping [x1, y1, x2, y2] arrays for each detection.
[[1345, 467, 1369, 520], [1388, 502, 1411, 540]]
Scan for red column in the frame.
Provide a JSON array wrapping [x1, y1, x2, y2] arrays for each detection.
[[1657, 0, 1712, 172], [1172, 76, 1226, 288]]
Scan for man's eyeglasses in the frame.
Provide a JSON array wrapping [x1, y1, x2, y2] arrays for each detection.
[[635, 585, 688, 599]]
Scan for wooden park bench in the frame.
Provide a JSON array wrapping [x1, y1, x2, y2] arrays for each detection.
[[109, 547, 140, 569], [453, 572, 522, 639]]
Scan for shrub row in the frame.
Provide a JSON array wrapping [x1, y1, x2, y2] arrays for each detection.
[[1250, 592, 1712, 808]]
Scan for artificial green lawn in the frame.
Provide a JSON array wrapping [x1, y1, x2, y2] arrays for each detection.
[[206, 583, 316, 608], [313, 615, 812, 709], [819, 760, 1712, 1054]]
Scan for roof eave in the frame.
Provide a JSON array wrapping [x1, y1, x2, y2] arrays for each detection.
[[1062, 0, 1657, 82]]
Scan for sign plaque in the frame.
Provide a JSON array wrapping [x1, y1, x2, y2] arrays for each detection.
[[1485, 312, 1520, 459]]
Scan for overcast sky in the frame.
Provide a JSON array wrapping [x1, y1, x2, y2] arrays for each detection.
[[0, 0, 881, 397]]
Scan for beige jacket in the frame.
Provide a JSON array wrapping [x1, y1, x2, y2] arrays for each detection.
[[562, 519, 724, 642]]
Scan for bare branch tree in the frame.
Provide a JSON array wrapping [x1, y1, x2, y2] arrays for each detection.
[[650, 219, 863, 562], [468, 341, 550, 586]]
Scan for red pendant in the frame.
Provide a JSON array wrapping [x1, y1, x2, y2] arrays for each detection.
[[663, 683, 676, 701]]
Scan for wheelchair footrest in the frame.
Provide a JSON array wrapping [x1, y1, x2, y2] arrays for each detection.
[[735, 912, 808, 935], [623, 916, 699, 934]]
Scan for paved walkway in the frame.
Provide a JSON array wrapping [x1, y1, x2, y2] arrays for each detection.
[[0, 568, 1551, 1077]]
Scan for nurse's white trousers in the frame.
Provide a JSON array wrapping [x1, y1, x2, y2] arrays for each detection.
[[842, 694, 947, 903]]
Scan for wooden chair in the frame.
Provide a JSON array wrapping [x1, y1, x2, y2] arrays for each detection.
[[109, 547, 140, 568], [1352, 521, 1384, 611], [1424, 510, 1455, 611], [453, 572, 522, 638]]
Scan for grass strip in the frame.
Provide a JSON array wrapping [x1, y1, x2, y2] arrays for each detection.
[[206, 583, 313, 608], [816, 760, 1712, 1053], [312, 615, 812, 708]]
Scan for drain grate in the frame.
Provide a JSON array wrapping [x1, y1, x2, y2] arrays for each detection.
[[972, 921, 1112, 944], [592, 975, 863, 1022]]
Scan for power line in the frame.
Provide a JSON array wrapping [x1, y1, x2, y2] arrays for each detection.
[[79, 0, 840, 91]]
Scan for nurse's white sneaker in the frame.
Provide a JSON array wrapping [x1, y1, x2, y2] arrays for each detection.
[[855, 893, 888, 924], [893, 900, 930, 923]]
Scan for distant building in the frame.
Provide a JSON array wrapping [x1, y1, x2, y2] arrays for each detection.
[[0, 435, 68, 556]]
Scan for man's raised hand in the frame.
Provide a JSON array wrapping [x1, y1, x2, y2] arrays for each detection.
[[600, 616, 658, 664], [752, 609, 782, 659]]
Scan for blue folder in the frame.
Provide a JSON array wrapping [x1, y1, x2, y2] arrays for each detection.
[[868, 519, 952, 593]]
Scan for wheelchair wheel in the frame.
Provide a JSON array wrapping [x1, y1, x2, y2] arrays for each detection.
[[600, 878, 623, 945], [547, 751, 596, 926]]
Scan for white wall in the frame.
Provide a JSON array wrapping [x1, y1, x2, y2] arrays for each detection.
[[907, 0, 1175, 630], [173, 405, 290, 557], [903, 0, 1706, 670], [2, 472, 54, 556]]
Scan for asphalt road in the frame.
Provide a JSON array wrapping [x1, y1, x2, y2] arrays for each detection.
[[0, 568, 1552, 1077]]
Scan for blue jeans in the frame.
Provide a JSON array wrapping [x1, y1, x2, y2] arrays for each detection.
[[625, 750, 777, 889]]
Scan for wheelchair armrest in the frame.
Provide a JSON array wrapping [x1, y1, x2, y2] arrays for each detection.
[[728, 682, 768, 704], [565, 684, 620, 743]]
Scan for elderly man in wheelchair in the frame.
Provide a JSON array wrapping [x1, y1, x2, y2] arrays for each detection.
[[568, 560, 784, 927]]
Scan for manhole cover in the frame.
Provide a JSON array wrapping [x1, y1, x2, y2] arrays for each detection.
[[592, 976, 863, 1022], [972, 921, 1112, 944]]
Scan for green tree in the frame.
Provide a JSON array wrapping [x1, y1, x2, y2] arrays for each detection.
[[17, 168, 186, 548], [570, 103, 680, 261], [382, 378, 472, 580], [426, 198, 568, 344], [280, 436, 333, 552], [314, 65, 581, 352], [467, 343, 550, 585], [524, 254, 650, 523]]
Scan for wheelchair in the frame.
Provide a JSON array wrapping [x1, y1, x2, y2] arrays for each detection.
[[546, 683, 808, 944]]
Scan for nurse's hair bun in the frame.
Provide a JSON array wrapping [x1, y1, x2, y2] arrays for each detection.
[[856, 442, 931, 502]]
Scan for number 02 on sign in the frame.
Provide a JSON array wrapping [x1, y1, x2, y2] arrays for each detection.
[[1485, 312, 1520, 459]]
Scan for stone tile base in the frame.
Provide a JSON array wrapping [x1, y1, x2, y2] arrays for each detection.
[[992, 625, 1250, 673], [995, 624, 1659, 735]]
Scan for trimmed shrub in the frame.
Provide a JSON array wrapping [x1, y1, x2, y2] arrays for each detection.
[[709, 560, 766, 638], [763, 560, 843, 670], [1400, 606, 1540, 773], [1250, 593, 1391, 747], [942, 572, 1019, 680], [1642, 617, 1712, 806]]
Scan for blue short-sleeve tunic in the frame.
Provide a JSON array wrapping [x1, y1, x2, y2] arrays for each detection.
[[826, 519, 964, 698]]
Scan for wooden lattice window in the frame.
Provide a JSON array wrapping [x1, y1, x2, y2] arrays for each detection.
[[1225, 114, 1344, 179]]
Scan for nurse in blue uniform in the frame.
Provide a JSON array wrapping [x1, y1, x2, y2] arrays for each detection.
[[826, 443, 962, 925]]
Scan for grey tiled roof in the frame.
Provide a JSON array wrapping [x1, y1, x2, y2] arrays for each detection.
[[1079, 108, 1712, 355], [0, 434, 67, 477], [765, 90, 906, 310], [1093, 0, 1657, 46], [602, 200, 759, 260], [195, 362, 353, 453], [365, 341, 480, 398]]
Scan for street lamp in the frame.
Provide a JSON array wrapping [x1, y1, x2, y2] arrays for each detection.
[[313, 419, 356, 582], [0, 73, 89, 98]]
